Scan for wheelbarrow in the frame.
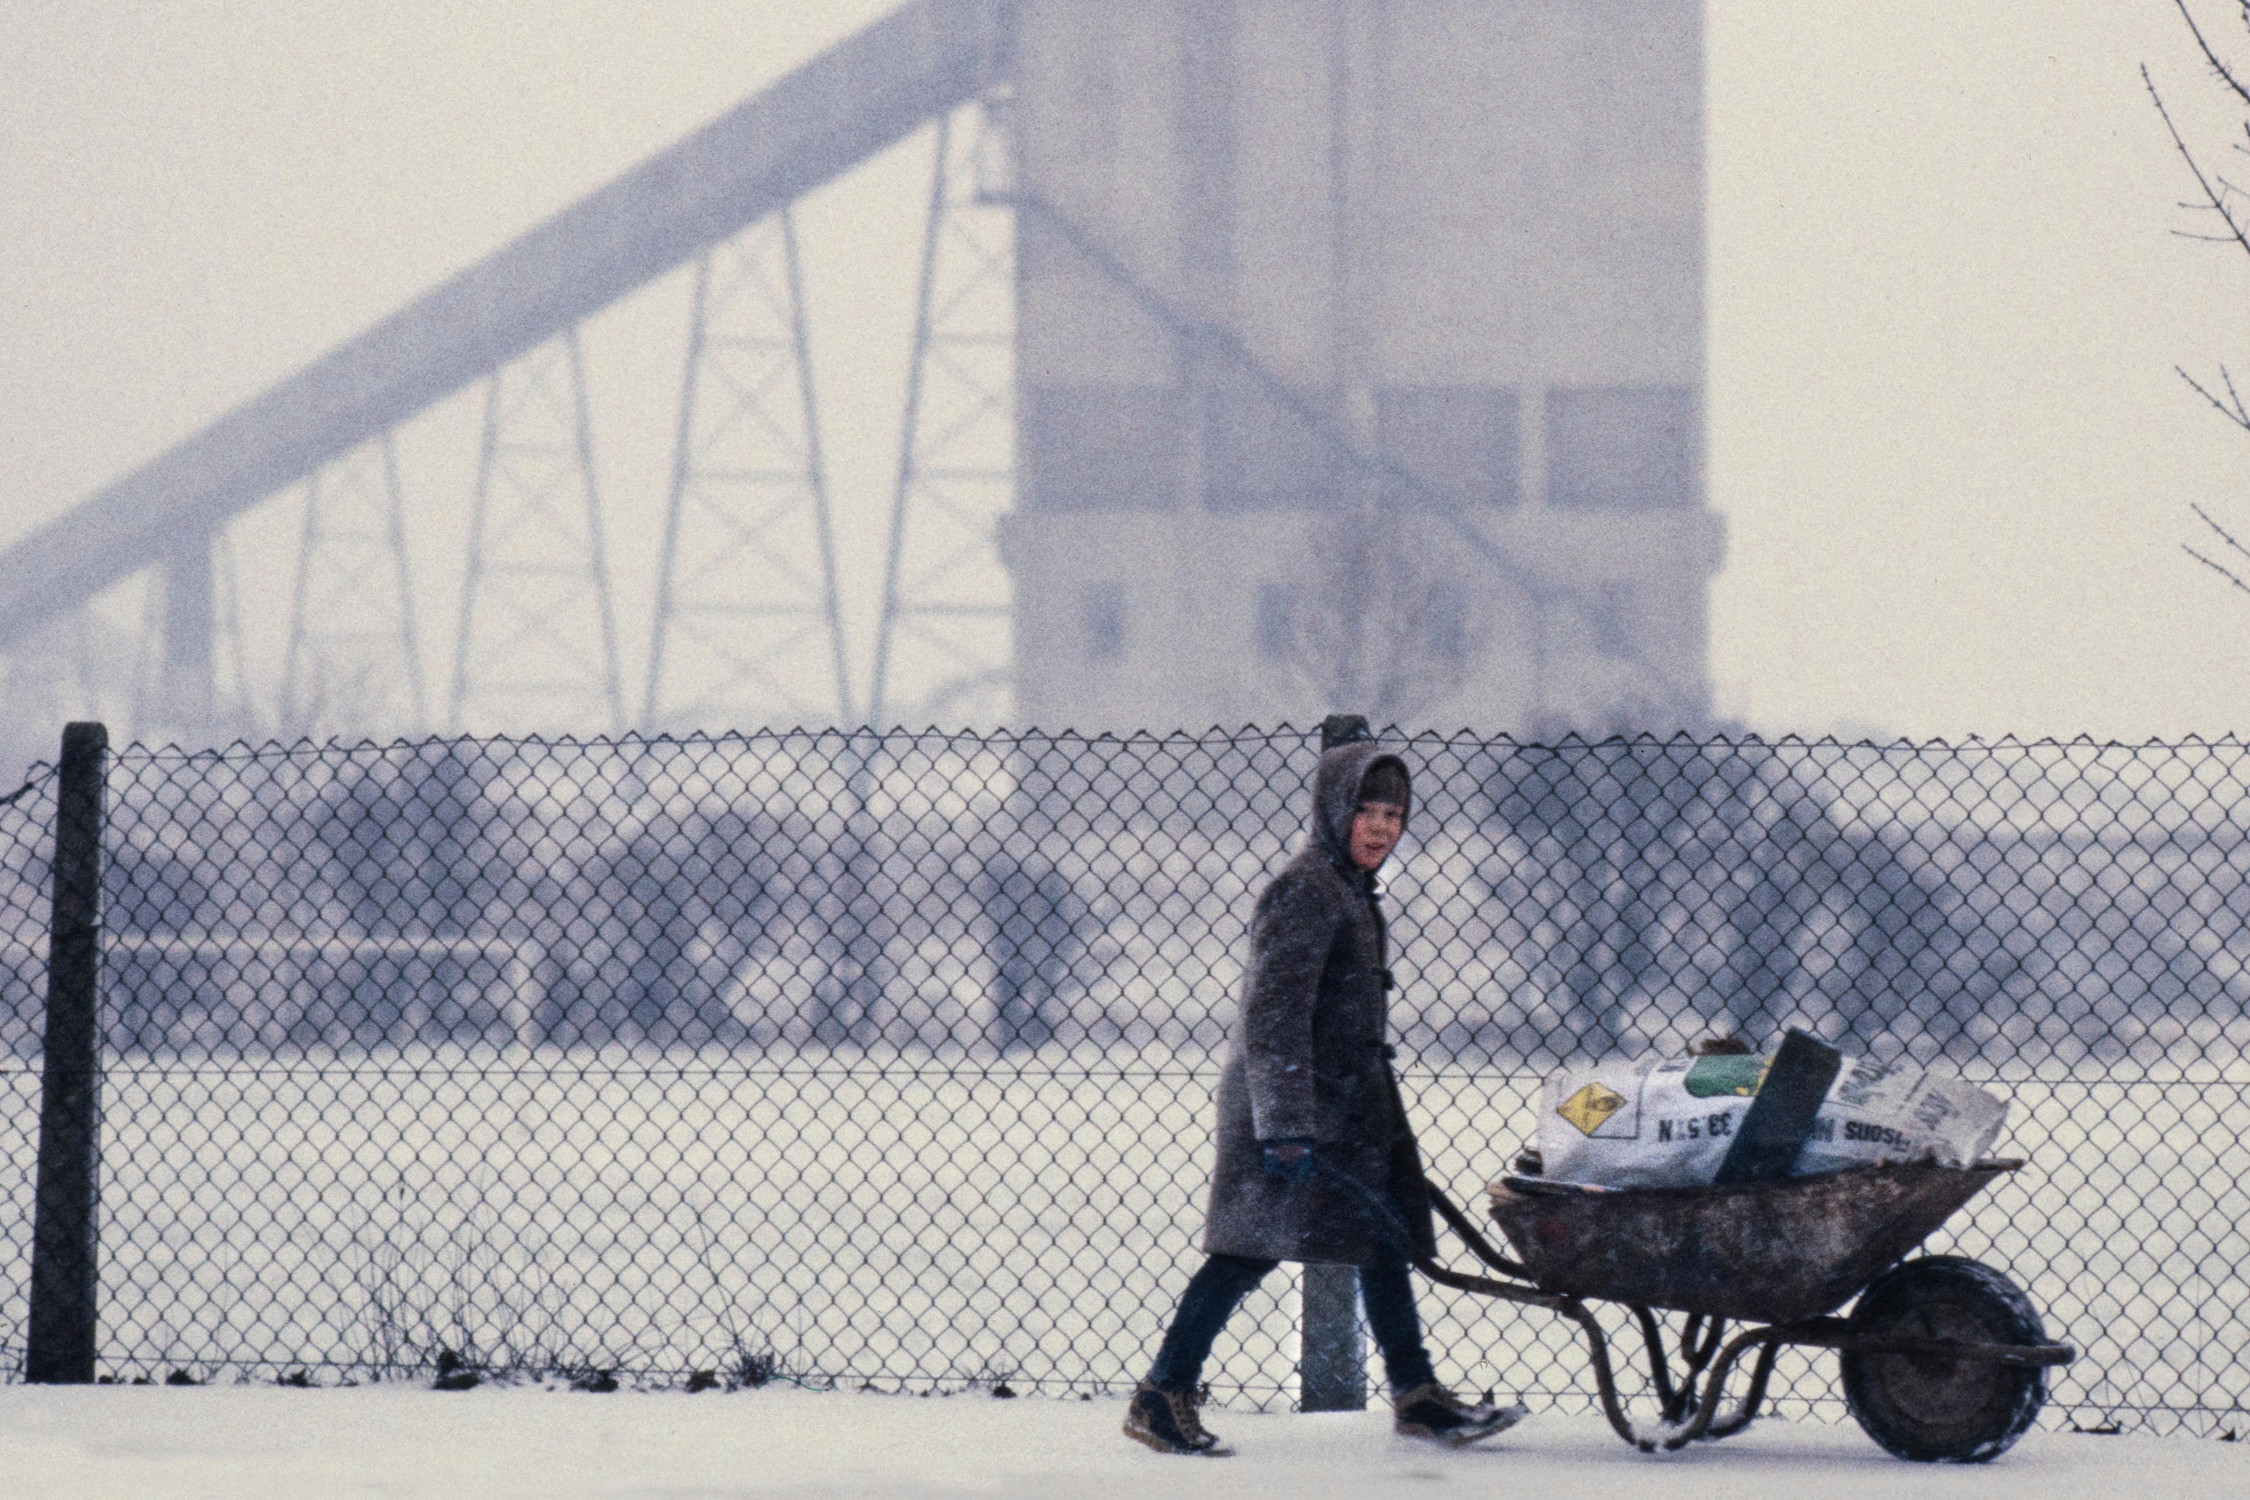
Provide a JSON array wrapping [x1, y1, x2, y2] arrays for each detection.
[[1406, 1159, 2076, 1462]]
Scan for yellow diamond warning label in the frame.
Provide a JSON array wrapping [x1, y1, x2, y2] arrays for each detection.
[[1558, 1082, 1629, 1137]]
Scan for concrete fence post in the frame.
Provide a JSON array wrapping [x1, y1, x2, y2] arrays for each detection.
[[1301, 713, 1373, 1411], [26, 722, 107, 1383], [1299, 1264, 1367, 1411]]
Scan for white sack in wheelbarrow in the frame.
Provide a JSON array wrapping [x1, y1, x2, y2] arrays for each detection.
[[1535, 1051, 2007, 1190]]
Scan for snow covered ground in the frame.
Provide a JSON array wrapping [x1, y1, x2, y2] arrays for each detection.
[[0, 1382, 2240, 1499], [30, 1049, 2241, 1428]]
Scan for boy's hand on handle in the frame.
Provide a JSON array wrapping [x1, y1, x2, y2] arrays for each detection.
[[1260, 1138, 1316, 1183]]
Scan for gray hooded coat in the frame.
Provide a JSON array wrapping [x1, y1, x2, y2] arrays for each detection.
[[1200, 742, 1437, 1266]]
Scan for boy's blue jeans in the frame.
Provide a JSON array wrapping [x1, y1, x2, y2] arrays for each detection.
[[1145, 1250, 1436, 1397]]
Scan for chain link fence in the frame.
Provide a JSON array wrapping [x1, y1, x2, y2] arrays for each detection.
[[0, 762, 58, 1380], [0, 725, 2246, 1433]]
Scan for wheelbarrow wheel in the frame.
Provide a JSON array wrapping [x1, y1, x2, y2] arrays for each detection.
[[1840, 1255, 2048, 1463]]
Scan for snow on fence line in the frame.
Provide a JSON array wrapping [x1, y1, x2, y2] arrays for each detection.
[[0, 725, 2247, 1434]]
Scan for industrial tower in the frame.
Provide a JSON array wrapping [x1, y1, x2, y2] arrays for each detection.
[[0, 0, 1717, 746], [1004, 0, 1719, 733]]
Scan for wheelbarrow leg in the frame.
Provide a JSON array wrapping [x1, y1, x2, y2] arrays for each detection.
[[1627, 1305, 1745, 1429], [1660, 1326, 1787, 1450], [1556, 1299, 1791, 1453], [1561, 1299, 1659, 1451], [1699, 1337, 1781, 1442], [1632, 1306, 1681, 1422], [1667, 1312, 1730, 1426], [1682, 1314, 1727, 1389]]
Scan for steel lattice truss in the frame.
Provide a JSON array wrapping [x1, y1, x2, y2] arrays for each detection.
[[449, 331, 625, 736], [281, 434, 428, 740], [646, 211, 852, 733], [871, 99, 1018, 730]]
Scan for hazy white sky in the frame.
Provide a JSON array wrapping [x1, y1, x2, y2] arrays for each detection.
[[4, 1, 2249, 740]]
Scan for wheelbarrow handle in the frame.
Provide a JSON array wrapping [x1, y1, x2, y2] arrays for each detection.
[[1417, 1172, 1537, 1282], [1303, 1157, 1555, 1306]]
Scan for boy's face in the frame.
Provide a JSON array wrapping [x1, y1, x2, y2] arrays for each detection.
[[1348, 800, 1405, 871]]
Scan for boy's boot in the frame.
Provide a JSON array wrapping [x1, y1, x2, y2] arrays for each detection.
[[1391, 1383, 1528, 1447], [1123, 1381, 1233, 1456]]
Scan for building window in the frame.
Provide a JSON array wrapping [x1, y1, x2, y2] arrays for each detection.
[[1376, 386, 1518, 506], [1205, 375, 1342, 510], [1255, 583, 1294, 662], [1085, 582, 1125, 660], [1023, 386, 1182, 511], [1545, 386, 1697, 509]]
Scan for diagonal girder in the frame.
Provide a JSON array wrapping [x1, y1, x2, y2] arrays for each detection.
[[0, 0, 1008, 653]]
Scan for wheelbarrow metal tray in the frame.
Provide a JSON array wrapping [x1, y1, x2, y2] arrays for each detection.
[[1488, 1161, 2015, 1324]]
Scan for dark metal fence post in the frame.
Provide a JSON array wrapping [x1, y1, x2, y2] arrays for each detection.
[[26, 721, 107, 1383], [1301, 714, 1373, 1412]]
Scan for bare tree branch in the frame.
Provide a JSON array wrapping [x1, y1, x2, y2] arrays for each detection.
[[2179, 365, 2250, 432], [2148, 65, 2250, 262], [2151, 15, 2250, 596], [2187, 434, 2250, 600], [2176, 0, 2250, 108], [1280, 505, 1482, 726], [2185, 543, 2250, 597], [2192, 500, 2250, 560]]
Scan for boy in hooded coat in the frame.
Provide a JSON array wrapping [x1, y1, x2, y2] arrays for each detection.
[[1124, 741, 1521, 1455]]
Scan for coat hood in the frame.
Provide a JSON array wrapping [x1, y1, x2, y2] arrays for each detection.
[[1310, 741, 1412, 870]]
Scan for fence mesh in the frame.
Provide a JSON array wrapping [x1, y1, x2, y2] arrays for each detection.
[[0, 725, 2246, 1432], [0, 762, 57, 1378]]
